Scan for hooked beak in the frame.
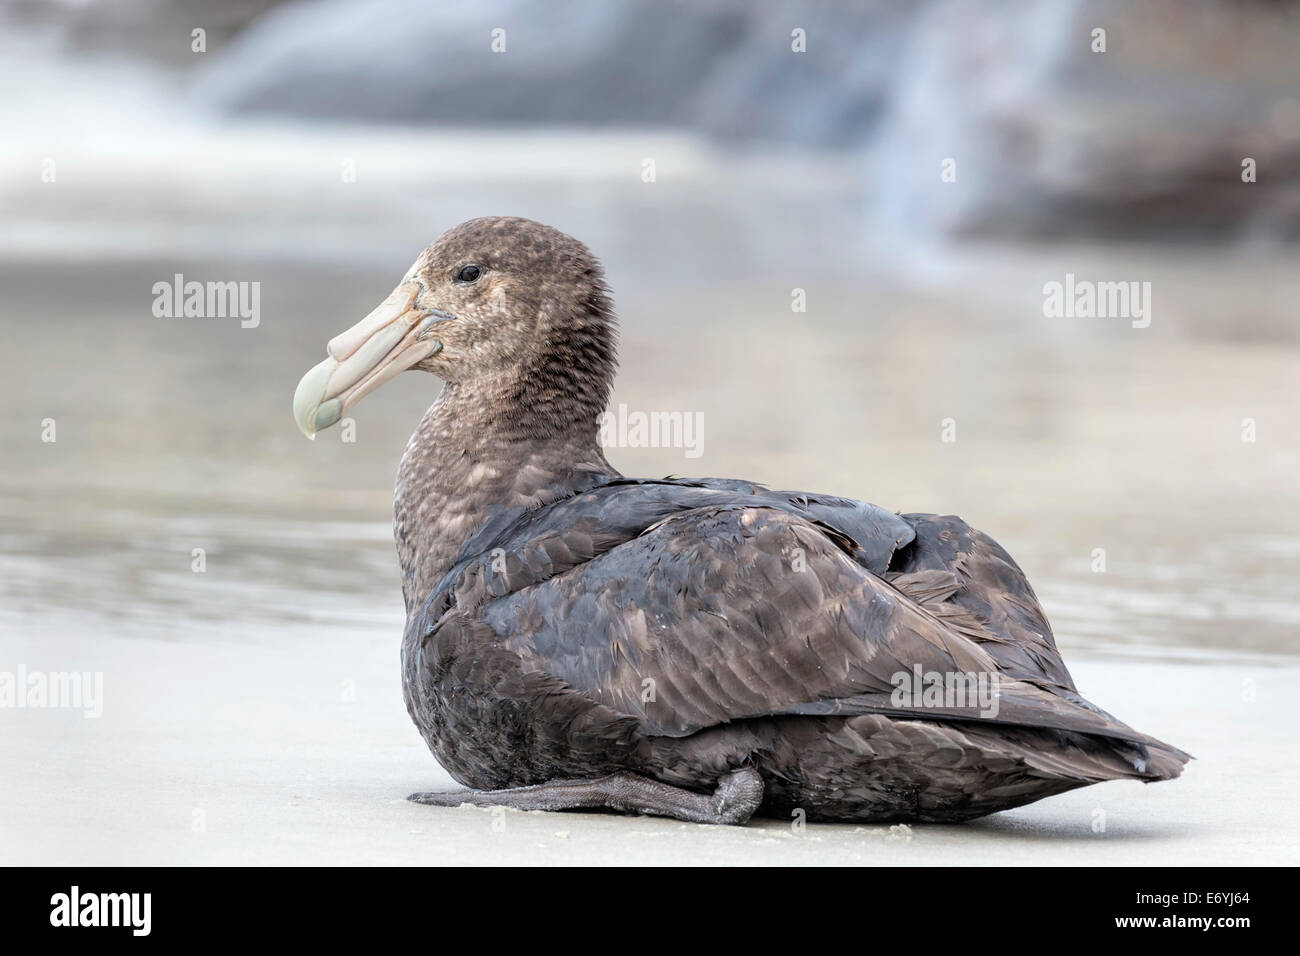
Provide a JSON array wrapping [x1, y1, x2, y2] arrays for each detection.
[[292, 281, 450, 439]]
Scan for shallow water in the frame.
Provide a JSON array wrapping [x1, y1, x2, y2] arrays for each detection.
[[1, 247, 1297, 661], [0, 30, 1297, 661]]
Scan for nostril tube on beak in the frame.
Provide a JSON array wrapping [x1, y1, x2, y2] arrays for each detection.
[[327, 283, 421, 361]]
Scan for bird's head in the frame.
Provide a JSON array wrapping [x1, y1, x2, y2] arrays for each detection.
[[293, 216, 616, 439]]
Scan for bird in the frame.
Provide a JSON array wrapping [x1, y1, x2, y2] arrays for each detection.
[[292, 216, 1188, 825]]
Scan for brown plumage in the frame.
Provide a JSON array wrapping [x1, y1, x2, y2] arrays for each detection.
[[293, 216, 1189, 825]]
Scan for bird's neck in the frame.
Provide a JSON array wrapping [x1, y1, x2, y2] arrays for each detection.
[[393, 378, 617, 614]]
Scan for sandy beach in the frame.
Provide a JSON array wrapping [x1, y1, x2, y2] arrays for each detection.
[[4, 611, 1295, 865]]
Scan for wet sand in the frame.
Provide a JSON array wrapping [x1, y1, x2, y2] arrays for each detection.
[[3, 614, 1295, 865]]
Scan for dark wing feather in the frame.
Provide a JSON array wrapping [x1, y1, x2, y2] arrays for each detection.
[[678, 479, 916, 574], [412, 477, 913, 633], [457, 502, 1171, 754], [891, 514, 1076, 690], [412, 481, 1184, 772]]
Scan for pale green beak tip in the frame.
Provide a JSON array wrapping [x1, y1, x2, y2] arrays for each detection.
[[293, 355, 338, 439], [313, 399, 342, 434]]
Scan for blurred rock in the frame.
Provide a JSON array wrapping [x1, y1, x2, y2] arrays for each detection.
[[192, 0, 920, 147], [11, 0, 1298, 239], [1, 0, 286, 63], [189, 0, 1300, 238], [874, 0, 1300, 239]]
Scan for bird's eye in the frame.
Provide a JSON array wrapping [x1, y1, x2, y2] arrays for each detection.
[[455, 265, 482, 283]]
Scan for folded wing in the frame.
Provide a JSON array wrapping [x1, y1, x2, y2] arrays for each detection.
[[413, 480, 1186, 775]]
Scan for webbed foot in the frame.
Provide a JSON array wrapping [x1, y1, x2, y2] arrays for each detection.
[[408, 767, 763, 826]]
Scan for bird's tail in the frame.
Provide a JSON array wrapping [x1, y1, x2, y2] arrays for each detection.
[[1051, 688, 1192, 782], [1010, 722, 1191, 786]]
